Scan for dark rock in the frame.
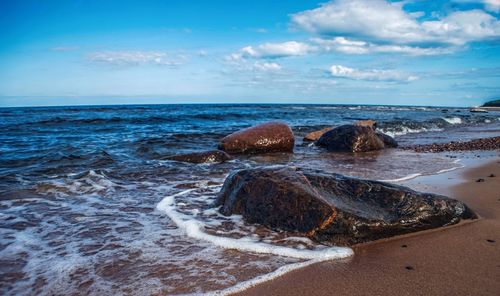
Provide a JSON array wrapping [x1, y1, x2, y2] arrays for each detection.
[[476, 178, 485, 183], [218, 121, 295, 154], [486, 239, 495, 243], [401, 244, 408, 248], [164, 150, 232, 163], [316, 125, 385, 152], [489, 174, 496, 178], [216, 166, 476, 246], [376, 132, 398, 148], [405, 266, 414, 270], [303, 127, 334, 142]]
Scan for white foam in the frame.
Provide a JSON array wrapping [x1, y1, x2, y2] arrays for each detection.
[[380, 159, 464, 182], [157, 191, 353, 261], [211, 259, 322, 296], [381, 127, 443, 137], [442, 117, 462, 125], [379, 173, 422, 182]]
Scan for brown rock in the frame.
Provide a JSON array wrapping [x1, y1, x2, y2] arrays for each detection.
[[218, 121, 295, 154], [316, 125, 385, 152], [303, 127, 334, 141], [164, 150, 232, 163], [217, 166, 477, 246], [354, 120, 377, 130]]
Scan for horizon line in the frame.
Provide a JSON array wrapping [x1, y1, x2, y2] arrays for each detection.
[[0, 101, 483, 109]]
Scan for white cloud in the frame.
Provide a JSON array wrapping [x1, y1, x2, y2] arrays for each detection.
[[253, 61, 282, 71], [87, 51, 186, 66], [253, 28, 268, 33], [51, 46, 79, 52], [330, 65, 418, 82], [224, 55, 283, 72], [292, 0, 500, 45], [311, 37, 456, 55], [239, 41, 315, 58], [484, 0, 500, 13]]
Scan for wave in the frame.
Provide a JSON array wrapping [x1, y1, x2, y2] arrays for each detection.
[[380, 159, 464, 182], [36, 169, 130, 196], [442, 117, 462, 125], [379, 173, 423, 182], [157, 189, 353, 260], [378, 115, 496, 137], [212, 260, 323, 296]]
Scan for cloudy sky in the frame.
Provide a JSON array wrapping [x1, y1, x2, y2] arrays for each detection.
[[1, 0, 499, 107]]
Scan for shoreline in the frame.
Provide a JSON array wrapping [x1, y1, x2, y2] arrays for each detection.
[[235, 154, 500, 296]]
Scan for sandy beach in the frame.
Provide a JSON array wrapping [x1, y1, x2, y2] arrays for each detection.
[[239, 156, 500, 296]]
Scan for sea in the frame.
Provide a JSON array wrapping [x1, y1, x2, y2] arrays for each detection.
[[1, 104, 499, 295]]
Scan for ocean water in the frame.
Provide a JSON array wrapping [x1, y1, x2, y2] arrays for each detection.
[[1, 104, 499, 295]]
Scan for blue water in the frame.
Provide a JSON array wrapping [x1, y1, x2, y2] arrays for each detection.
[[0, 104, 499, 295]]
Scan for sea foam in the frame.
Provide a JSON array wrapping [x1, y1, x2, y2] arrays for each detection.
[[156, 188, 353, 295], [442, 117, 462, 125], [156, 189, 353, 260]]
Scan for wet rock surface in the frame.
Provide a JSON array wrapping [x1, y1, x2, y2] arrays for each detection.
[[404, 136, 500, 153], [303, 127, 334, 142], [216, 166, 476, 246], [218, 121, 295, 154], [376, 132, 399, 148], [163, 150, 232, 163], [316, 125, 387, 152]]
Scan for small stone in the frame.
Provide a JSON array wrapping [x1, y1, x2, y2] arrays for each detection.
[[476, 178, 485, 182], [401, 244, 408, 248], [488, 174, 496, 178], [486, 239, 495, 243], [405, 266, 414, 270]]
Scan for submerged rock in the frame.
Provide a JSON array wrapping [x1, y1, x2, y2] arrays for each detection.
[[217, 166, 476, 246], [164, 150, 232, 163], [303, 127, 334, 142], [316, 125, 386, 152], [218, 121, 295, 154], [376, 132, 398, 148]]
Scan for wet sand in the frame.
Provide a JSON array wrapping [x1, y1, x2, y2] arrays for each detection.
[[238, 157, 500, 296]]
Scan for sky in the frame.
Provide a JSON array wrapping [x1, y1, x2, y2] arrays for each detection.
[[0, 0, 499, 107]]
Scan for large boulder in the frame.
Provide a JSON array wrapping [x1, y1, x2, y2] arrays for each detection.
[[303, 127, 334, 142], [316, 125, 386, 152], [217, 166, 476, 246], [218, 122, 295, 154], [164, 150, 232, 163]]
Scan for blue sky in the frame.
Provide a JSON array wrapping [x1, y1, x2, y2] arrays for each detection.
[[0, 0, 499, 107]]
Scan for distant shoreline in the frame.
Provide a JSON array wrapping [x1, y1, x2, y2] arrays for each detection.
[[480, 106, 500, 112]]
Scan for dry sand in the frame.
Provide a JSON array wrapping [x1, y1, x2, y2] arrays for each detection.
[[238, 157, 500, 296]]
